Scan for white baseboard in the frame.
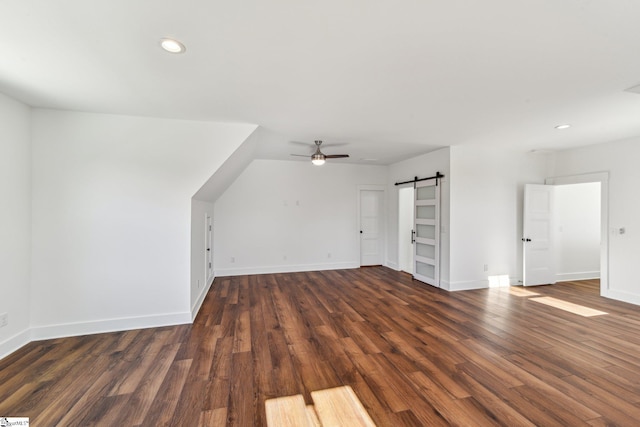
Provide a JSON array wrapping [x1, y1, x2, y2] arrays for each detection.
[[439, 280, 452, 291], [446, 280, 490, 291], [556, 271, 600, 282], [0, 329, 31, 361], [30, 312, 192, 342], [215, 261, 359, 277], [443, 277, 520, 292], [191, 276, 215, 321], [385, 261, 399, 271], [1, 312, 193, 361]]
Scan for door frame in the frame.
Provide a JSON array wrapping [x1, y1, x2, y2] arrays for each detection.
[[357, 185, 386, 267], [545, 172, 609, 296], [398, 186, 415, 274]]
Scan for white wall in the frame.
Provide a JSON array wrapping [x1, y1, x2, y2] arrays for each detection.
[[0, 93, 31, 357], [191, 198, 215, 318], [388, 148, 451, 282], [214, 159, 388, 275], [554, 183, 600, 281], [30, 110, 256, 338], [551, 138, 640, 304], [448, 146, 547, 290]]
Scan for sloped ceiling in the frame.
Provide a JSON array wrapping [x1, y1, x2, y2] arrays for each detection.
[[2, 0, 640, 164]]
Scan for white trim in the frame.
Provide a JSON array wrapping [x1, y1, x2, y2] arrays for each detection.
[[556, 272, 600, 282], [441, 277, 520, 292], [30, 312, 191, 341], [215, 261, 359, 277], [445, 280, 491, 291], [1, 312, 193, 361], [385, 261, 399, 271], [545, 172, 609, 297], [0, 329, 31, 361], [191, 276, 215, 321]]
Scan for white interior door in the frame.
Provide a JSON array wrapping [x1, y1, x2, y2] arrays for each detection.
[[206, 214, 214, 282], [413, 179, 440, 287], [523, 184, 556, 286], [360, 189, 384, 266]]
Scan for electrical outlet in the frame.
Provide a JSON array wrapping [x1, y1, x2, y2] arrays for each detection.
[[327, 252, 331, 258], [0, 313, 8, 328], [483, 264, 488, 272], [231, 256, 235, 263]]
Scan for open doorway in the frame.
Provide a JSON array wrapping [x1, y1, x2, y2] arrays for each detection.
[[545, 172, 609, 296], [398, 186, 414, 274], [553, 182, 601, 283]]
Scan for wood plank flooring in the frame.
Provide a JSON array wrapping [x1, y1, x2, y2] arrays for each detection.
[[1, 270, 640, 426]]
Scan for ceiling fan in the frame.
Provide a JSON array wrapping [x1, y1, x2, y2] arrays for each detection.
[[290, 140, 349, 165]]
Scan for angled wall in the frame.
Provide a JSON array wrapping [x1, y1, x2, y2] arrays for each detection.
[[0, 93, 31, 357], [29, 109, 256, 339]]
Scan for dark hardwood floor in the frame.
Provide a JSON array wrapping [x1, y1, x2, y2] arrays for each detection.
[[1, 269, 639, 426]]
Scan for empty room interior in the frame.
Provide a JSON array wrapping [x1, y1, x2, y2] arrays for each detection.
[[2, 1, 640, 426]]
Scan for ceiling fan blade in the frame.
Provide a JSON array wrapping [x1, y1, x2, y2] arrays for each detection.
[[324, 154, 350, 159], [290, 154, 311, 157]]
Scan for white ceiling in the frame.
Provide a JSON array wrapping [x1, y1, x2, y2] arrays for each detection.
[[2, 0, 640, 164]]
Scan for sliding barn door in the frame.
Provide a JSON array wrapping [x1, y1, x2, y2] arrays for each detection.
[[413, 179, 440, 287]]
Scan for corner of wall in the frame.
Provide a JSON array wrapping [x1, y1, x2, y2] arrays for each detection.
[[0, 329, 32, 361]]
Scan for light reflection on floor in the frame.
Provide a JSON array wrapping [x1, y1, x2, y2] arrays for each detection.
[[530, 296, 608, 317], [506, 287, 540, 297]]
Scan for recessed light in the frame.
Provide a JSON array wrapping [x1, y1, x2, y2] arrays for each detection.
[[160, 38, 186, 54], [555, 124, 571, 130]]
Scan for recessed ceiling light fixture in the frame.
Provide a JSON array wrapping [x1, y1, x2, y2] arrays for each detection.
[[555, 124, 571, 130], [160, 38, 186, 54]]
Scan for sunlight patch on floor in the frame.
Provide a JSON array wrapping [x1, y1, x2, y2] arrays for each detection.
[[507, 287, 540, 297], [488, 274, 511, 288], [530, 296, 608, 317], [266, 385, 376, 427]]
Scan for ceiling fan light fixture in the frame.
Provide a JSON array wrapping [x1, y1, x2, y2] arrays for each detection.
[[311, 153, 326, 166]]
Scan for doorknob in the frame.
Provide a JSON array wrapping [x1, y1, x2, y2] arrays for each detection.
[[360, 230, 363, 234], [411, 229, 416, 244]]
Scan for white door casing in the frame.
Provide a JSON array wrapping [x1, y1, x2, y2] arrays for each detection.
[[523, 184, 556, 286], [413, 178, 440, 287]]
